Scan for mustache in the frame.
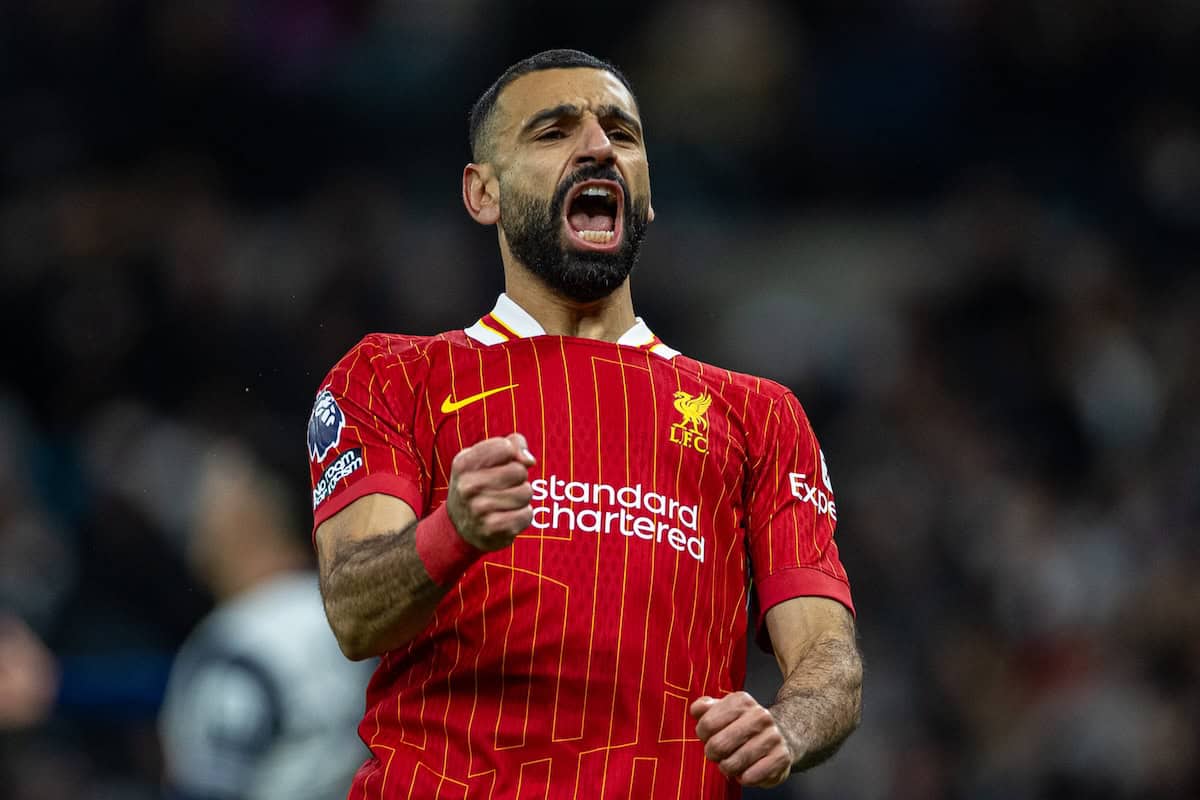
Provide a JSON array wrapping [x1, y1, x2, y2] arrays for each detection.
[[551, 164, 630, 214]]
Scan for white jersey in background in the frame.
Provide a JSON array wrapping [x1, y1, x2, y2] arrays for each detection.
[[160, 572, 371, 800]]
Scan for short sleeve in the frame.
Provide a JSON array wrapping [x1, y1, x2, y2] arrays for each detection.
[[745, 391, 854, 649], [308, 337, 427, 530]]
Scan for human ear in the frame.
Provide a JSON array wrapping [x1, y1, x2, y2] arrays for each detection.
[[462, 164, 500, 226]]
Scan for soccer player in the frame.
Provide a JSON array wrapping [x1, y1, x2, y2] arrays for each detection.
[[308, 49, 862, 799]]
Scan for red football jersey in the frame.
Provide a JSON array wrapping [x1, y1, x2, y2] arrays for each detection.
[[308, 294, 853, 800]]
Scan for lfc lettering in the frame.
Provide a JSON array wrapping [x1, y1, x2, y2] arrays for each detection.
[[669, 424, 708, 453]]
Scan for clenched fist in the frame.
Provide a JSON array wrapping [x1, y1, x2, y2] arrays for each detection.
[[446, 433, 537, 552], [691, 692, 798, 788]]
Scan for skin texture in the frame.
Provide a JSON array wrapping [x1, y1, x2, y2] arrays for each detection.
[[317, 434, 534, 660], [690, 598, 862, 786], [316, 65, 863, 783]]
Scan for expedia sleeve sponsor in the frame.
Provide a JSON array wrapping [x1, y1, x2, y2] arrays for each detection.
[[787, 468, 837, 522], [312, 448, 364, 509]]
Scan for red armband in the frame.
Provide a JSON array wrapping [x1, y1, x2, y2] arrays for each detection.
[[415, 504, 482, 587]]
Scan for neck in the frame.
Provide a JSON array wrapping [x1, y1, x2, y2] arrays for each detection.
[[502, 263, 637, 342], [211, 548, 308, 602]]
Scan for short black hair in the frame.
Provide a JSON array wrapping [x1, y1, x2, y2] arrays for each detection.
[[468, 49, 636, 162]]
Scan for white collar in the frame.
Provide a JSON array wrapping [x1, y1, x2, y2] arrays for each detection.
[[465, 293, 680, 360]]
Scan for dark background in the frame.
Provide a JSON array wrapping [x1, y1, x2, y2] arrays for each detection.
[[1, 1, 1198, 798]]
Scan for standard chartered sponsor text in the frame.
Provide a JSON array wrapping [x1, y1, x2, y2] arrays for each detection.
[[530, 475, 705, 563]]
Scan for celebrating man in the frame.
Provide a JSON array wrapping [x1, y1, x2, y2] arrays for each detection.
[[308, 49, 862, 799]]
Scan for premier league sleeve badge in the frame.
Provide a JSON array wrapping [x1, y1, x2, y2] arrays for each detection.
[[307, 389, 346, 462]]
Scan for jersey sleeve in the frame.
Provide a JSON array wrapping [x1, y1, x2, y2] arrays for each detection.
[[308, 336, 427, 530], [745, 390, 854, 649]]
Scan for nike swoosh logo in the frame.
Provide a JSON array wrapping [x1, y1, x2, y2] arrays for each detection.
[[440, 383, 519, 414]]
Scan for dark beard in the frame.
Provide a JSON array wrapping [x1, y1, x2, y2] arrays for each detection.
[[499, 165, 649, 303]]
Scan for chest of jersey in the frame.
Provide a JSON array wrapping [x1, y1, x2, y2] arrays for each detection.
[[355, 335, 776, 777], [410, 336, 754, 705], [419, 337, 746, 547]]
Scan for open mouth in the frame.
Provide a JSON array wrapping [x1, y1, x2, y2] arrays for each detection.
[[563, 179, 624, 252]]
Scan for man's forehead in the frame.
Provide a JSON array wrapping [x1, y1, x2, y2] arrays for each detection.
[[498, 68, 638, 129]]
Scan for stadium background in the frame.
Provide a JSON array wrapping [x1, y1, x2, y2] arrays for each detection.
[[2, 1, 1198, 798]]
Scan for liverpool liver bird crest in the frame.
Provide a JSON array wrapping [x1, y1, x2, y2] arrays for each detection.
[[673, 390, 712, 433]]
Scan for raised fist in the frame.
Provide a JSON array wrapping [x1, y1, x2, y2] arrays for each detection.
[[446, 433, 536, 552]]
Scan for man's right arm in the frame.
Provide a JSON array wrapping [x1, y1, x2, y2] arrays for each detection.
[[316, 434, 535, 661], [316, 494, 437, 660]]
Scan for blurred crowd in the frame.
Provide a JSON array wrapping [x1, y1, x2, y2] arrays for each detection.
[[1, 1, 1198, 798]]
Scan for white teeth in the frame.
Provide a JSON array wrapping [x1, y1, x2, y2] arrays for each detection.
[[581, 187, 613, 198], [578, 230, 615, 243]]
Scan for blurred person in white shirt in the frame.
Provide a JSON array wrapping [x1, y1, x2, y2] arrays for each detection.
[[159, 442, 371, 800]]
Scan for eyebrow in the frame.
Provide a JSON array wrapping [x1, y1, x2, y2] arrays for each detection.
[[521, 103, 643, 138]]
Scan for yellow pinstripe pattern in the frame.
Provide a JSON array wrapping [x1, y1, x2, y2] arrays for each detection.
[[396, 350, 442, 755], [525, 340, 549, 750], [574, 353, 607, 752], [515, 758, 551, 799], [419, 346, 444, 478], [437, 348, 468, 778], [596, 348, 635, 797], [493, 342, 541, 755], [467, 769, 497, 799], [696, 378, 734, 704], [464, 346, 488, 774], [799, 400, 824, 562], [630, 756, 658, 798], [715, 390, 750, 673], [374, 744, 397, 800], [364, 700, 391, 799], [660, 350, 688, 691], [342, 344, 366, 393], [409, 762, 468, 798], [628, 350, 659, 773], [551, 338, 579, 742], [494, 569, 521, 749], [492, 562, 569, 753], [395, 356, 431, 493], [664, 360, 691, 800], [656, 689, 695, 743], [761, 397, 782, 574], [679, 364, 713, 689]]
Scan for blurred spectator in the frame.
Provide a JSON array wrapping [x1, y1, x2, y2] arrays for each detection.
[[0, 613, 58, 730], [158, 442, 371, 800]]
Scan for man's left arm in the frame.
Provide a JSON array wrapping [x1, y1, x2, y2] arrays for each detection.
[[690, 596, 862, 788]]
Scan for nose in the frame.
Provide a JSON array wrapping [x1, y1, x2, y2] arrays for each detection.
[[573, 116, 615, 167]]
